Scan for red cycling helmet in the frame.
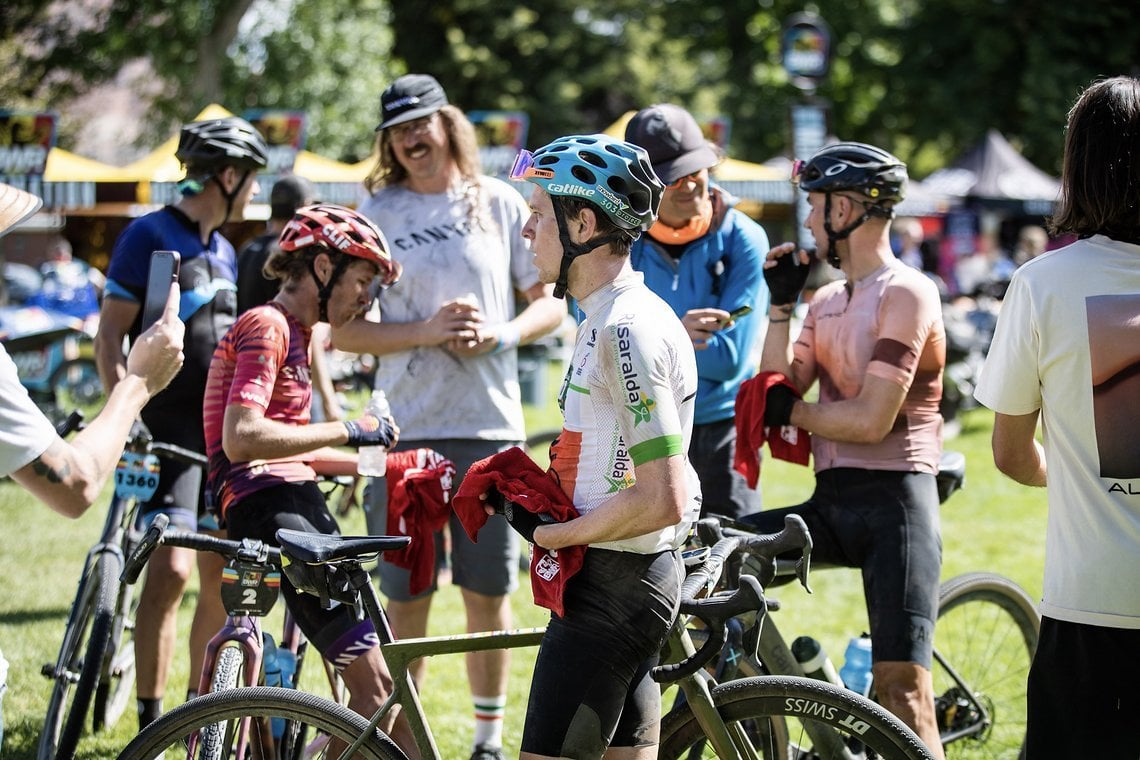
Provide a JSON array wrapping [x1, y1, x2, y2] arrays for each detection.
[[279, 203, 401, 287]]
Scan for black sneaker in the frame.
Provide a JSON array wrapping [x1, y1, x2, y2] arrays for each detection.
[[470, 744, 505, 760]]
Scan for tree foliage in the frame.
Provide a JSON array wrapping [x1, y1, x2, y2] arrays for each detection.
[[1, 0, 1138, 176]]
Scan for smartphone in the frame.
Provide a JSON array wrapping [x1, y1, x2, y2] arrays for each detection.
[[140, 250, 180, 333], [721, 304, 753, 325]]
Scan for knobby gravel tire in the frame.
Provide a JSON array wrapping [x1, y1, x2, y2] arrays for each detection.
[[116, 686, 406, 760], [660, 675, 936, 760], [39, 549, 120, 760], [198, 645, 247, 760]]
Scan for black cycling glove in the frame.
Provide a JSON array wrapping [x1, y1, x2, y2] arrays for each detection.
[[764, 252, 811, 306], [343, 413, 397, 449], [488, 490, 556, 544], [764, 384, 798, 428]]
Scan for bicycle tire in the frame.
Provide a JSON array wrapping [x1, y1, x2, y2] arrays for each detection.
[[199, 645, 247, 760], [50, 357, 104, 411], [116, 687, 406, 760], [93, 580, 137, 731], [39, 549, 120, 760], [659, 675, 936, 760], [933, 572, 1039, 760]]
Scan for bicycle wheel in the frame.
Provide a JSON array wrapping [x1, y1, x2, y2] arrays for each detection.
[[116, 687, 407, 760], [93, 580, 137, 731], [50, 357, 104, 413], [39, 549, 120, 760], [660, 675, 936, 760], [933, 572, 1039, 759], [199, 645, 248, 760]]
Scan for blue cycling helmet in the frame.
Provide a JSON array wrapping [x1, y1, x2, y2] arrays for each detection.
[[512, 134, 664, 297], [513, 134, 664, 231]]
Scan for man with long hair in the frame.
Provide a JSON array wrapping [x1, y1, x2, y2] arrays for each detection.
[[334, 73, 563, 760], [976, 75, 1140, 757]]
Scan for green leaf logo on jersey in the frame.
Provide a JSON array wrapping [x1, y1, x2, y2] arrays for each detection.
[[604, 472, 635, 493], [626, 393, 655, 426]]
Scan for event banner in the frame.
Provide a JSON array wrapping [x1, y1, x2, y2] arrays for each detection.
[[468, 111, 529, 177]]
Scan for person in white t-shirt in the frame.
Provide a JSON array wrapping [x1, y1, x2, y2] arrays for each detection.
[[974, 75, 1140, 758], [332, 73, 564, 760], [0, 182, 182, 749]]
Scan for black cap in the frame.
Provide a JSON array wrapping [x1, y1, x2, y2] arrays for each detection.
[[625, 104, 719, 184], [270, 175, 316, 220], [376, 74, 449, 131]]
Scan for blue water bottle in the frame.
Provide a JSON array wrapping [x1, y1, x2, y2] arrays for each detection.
[[262, 634, 285, 738], [839, 634, 873, 697]]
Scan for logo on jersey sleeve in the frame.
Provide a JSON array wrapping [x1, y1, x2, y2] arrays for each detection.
[[605, 435, 635, 493], [625, 393, 655, 426]]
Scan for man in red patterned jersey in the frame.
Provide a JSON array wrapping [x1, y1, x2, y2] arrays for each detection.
[[201, 203, 416, 753], [742, 143, 947, 757]]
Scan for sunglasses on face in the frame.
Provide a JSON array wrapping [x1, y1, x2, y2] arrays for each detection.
[[666, 170, 704, 189], [388, 113, 438, 140]]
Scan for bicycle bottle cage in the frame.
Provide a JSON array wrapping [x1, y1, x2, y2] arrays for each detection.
[[220, 540, 280, 617]]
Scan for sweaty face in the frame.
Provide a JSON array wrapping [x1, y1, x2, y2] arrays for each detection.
[[521, 186, 565, 285], [328, 258, 382, 328]]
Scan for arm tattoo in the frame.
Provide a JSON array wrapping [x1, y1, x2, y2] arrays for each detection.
[[30, 447, 71, 485]]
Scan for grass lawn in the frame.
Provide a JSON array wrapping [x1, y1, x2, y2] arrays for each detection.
[[0, 401, 1047, 759]]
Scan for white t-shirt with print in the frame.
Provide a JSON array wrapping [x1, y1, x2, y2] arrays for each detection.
[[358, 176, 538, 441], [975, 235, 1140, 629]]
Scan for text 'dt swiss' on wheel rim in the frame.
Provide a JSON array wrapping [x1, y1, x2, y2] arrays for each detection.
[[115, 687, 407, 760], [659, 675, 936, 759], [934, 572, 1039, 759]]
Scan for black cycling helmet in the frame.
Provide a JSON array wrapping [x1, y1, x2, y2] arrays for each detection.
[[793, 141, 907, 266], [175, 117, 269, 172], [511, 134, 664, 298], [175, 117, 269, 235]]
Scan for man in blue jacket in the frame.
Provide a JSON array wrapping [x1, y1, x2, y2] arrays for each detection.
[[626, 103, 770, 520]]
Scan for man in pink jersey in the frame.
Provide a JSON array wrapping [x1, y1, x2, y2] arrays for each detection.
[[202, 203, 417, 753], [741, 142, 947, 758]]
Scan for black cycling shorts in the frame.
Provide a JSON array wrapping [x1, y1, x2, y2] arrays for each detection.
[[224, 481, 377, 667], [741, 468, 942, 667], [521, 548, 683, 758]]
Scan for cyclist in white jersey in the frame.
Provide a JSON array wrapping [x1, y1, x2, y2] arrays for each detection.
[[494, 135, 699, 758]]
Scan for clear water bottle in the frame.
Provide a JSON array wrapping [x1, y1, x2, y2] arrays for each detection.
[[792, 635, 843, 688], [839, 633, 874, 697], [357, 389, 391, 477]]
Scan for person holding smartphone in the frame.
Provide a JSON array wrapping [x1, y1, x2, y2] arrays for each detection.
[[625, 103, 770, 520], [93, 116, 268, 729]]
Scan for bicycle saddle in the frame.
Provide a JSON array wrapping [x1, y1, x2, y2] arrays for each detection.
[[275, 529, 410, 565], [936, 450, 967, 504]]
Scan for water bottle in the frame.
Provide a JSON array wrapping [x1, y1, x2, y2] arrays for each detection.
[[791, 635, 843, 688], [277, 648, 296, 690], [262, 633, 282, 688], [357, 389, 391, 477], [262, 634, 285, 738], [839, 634, 874, 697]]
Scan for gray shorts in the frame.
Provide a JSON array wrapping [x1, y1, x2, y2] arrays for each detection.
[[364, 438, 521, 601]]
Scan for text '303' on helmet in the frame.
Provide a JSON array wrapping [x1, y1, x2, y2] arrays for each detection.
[[175, 117, 270, 171], [513, 134, 665, 231], [794, 141, 908, 205], [278, 203, 402, 286]]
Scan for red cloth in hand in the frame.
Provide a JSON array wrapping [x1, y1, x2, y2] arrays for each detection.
[[384, 448, 456, 596], [734, 371, 812, 488], [453, 446, 583, 617]]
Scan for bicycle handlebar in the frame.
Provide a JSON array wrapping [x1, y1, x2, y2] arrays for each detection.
[[651, 515, 813, 683], [120, 513, 281, 584]]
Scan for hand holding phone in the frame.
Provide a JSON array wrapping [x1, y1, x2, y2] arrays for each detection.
[[140, 250, 180, 333], [720, 304, 753, 326]]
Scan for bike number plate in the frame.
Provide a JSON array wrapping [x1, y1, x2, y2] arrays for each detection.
[[220, 560, 280, 617], [114, 451, 161, 501]]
